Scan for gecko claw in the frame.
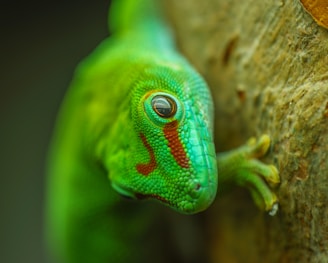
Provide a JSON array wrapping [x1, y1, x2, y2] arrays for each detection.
[[268, 202, 279, 216]]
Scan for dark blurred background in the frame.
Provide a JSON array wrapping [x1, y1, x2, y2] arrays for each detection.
[[1, 1, 110, 262]]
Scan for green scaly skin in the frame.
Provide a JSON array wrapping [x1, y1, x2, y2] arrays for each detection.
[[46, 0, 280, 262]]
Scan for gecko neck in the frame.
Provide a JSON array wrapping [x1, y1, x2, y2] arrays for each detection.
[[109, 0, 175, 53]]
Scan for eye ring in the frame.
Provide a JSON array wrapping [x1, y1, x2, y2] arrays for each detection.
[[151, 95, 177, 118]]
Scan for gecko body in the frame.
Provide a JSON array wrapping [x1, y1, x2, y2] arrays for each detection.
[[46, 0, 279, 262]]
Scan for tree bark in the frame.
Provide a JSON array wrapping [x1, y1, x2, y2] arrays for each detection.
[[165, 0, 328, 262]]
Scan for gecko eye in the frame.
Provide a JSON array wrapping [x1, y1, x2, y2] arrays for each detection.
[[151, 95, 177, 118], [143, 92, 184, 126]]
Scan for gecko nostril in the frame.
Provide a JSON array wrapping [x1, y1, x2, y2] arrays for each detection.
[[189, 181, 202, 198], [195, 183, 201, 191]]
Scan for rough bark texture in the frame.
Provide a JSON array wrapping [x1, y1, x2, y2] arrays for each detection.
[[165, 0, 328, 262]]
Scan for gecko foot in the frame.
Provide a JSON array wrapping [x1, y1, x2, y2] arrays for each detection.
[[217, 135, 280, 215]]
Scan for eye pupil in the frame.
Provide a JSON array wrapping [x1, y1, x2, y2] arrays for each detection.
[[151, 95, 177, 118]]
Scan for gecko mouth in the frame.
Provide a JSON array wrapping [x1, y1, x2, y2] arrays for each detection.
[[112, 181, 171, 205], [134, 192, 170, 205]]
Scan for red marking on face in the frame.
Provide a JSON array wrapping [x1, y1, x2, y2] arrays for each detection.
[[136, 133, 157, 176], [163, 120, 190, 168]]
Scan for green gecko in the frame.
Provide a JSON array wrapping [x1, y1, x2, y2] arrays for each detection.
[[46, 0, 280, 262]]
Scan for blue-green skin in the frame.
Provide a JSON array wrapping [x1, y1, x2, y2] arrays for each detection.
[[46, 0, 279, 262]]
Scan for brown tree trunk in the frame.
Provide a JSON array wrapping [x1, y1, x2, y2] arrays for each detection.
[[165, 0, 328, 262]]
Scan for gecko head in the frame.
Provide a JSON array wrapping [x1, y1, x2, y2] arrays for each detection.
[[108, 64, 218, 214]]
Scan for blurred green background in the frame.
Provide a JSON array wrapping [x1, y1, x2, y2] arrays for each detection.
[[1, 1, 111, 262]]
